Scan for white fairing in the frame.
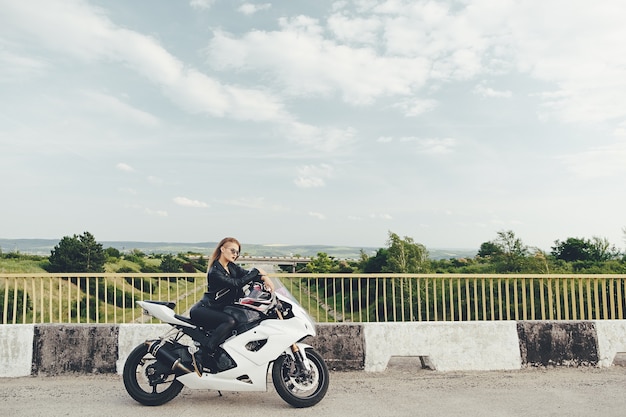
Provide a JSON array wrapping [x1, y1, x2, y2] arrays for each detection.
[[137, 301, 195, 328], [277, 290, 317, 337], [137, 290, 316, 392]]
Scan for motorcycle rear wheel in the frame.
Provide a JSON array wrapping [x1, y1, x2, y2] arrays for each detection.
[[123, 343, 184, 406], [271, 348, 329, 408]]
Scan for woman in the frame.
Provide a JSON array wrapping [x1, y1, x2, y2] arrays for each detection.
[[190, 237, 274, 357]]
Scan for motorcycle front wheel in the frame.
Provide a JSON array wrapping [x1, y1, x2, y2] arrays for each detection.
[[122, 343, 184, 406], [271, 348, 329, 408]]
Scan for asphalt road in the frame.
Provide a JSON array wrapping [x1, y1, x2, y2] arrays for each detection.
[[2, 365, 626, 417]]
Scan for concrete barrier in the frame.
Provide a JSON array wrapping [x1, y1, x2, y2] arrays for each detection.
[[363, 321, 522, 372], [306, 323, 364, 371], [517, 321, 599, 367], [32, 324, 119, 375], [595, 320, 626, 367], [1, 320, 625, 377], [0, 324, 34, 377]]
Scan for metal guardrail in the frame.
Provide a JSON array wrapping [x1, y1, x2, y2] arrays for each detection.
[[1, 273, 625, 324], [0, 273, 206, 325]]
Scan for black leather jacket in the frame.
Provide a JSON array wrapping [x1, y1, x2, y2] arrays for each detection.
[[204, 261, 260, 307]]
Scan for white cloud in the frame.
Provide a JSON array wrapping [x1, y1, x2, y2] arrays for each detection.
[[189, 0, 215, 10], [147, 176, 164, 186], [398, 137, 457, 154], [173, 197, 209, 208], [204, 0, 626, 130], [206, 22, 430, 105], [483, 1, 626, 126], [370, 213, 393, 220], [473, 83, 512, 98], [378, 2, 488, 79], [144, 208, 168, 217], [8, 0, 625, 132], [416, 138, 456, 154], [81, 90, 160, 127], [293, 164, 334, 188], [116, 163, 134, 172], [378, 135, 457, 155], [119, 187, 137, 195], [294, 177, 325, 188], [0, 1, 290, 123], [614, 122, 626, 137], [393, 98, 438, 116], [556, 141, 626, 179], [222, 197, 288, 212], [283, 122, 356, 153], [238, 3, 271, 16], [327, 14, 381, 46], [0, 45, 49, 81], [536, 85, 626, 125], [309, 211, 326, 220]]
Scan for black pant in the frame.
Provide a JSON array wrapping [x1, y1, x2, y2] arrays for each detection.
[[189, 302, 236, 352]]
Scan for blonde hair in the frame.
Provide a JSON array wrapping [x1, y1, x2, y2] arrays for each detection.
[[208, 237, 241, 269]]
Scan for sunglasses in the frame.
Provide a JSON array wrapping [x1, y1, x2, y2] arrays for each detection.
[[224, 247, 239, 256]]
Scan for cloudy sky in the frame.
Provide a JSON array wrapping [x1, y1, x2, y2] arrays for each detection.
[[1, 0, 625, 252]]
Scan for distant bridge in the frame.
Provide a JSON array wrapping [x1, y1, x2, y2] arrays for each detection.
[[188, 255, 312, 272], [235, 256, 312, 272]]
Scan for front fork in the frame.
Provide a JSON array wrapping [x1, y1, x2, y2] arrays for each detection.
[[289, 343, 312, 374]]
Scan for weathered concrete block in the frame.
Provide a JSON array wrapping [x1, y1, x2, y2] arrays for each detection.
[[32, 324, 119, 375], [0, 324, 34, 377], [595, 320, 626, 367], [363, 322, 521, 372], [517, 321, 599, 367], [304, 324, 364, 371]]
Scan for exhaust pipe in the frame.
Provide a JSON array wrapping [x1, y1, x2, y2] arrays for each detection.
[[145, 340, 193, 375]]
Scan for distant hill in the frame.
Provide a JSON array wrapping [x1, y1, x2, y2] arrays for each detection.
[[0, 238, 476, 260]]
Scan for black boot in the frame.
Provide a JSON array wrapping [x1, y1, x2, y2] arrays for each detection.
[[207, 317, 237, 354]]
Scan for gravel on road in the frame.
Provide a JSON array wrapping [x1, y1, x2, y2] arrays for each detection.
[[2, 365, 625, 417]]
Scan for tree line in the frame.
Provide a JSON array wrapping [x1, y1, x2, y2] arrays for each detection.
[[301, 230, 626, 322], [304, 230, 626, 274], [2, 229, 625, 275], [41, 231, 207, 274]]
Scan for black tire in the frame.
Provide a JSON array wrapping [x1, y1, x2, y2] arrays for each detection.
[[122, 343, 184, 406], [271, 348, 329, 408]]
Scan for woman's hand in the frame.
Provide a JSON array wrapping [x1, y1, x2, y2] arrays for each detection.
[[261, 274, 275, 292], [255, 267, 274, 292]]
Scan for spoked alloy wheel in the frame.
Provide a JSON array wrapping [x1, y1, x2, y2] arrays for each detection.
[[272, 348, 329, 408], [122, 344, 183, 406]]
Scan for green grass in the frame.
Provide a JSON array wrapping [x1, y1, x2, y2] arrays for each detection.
[[0, 258, 48, 273]]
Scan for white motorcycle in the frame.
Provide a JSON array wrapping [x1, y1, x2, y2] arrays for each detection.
[[122, 283, 329, 408]]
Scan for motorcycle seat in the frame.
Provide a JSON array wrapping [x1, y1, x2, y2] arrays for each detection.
[[174, 314, 196, 326], [144, 300, 177, 310]]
